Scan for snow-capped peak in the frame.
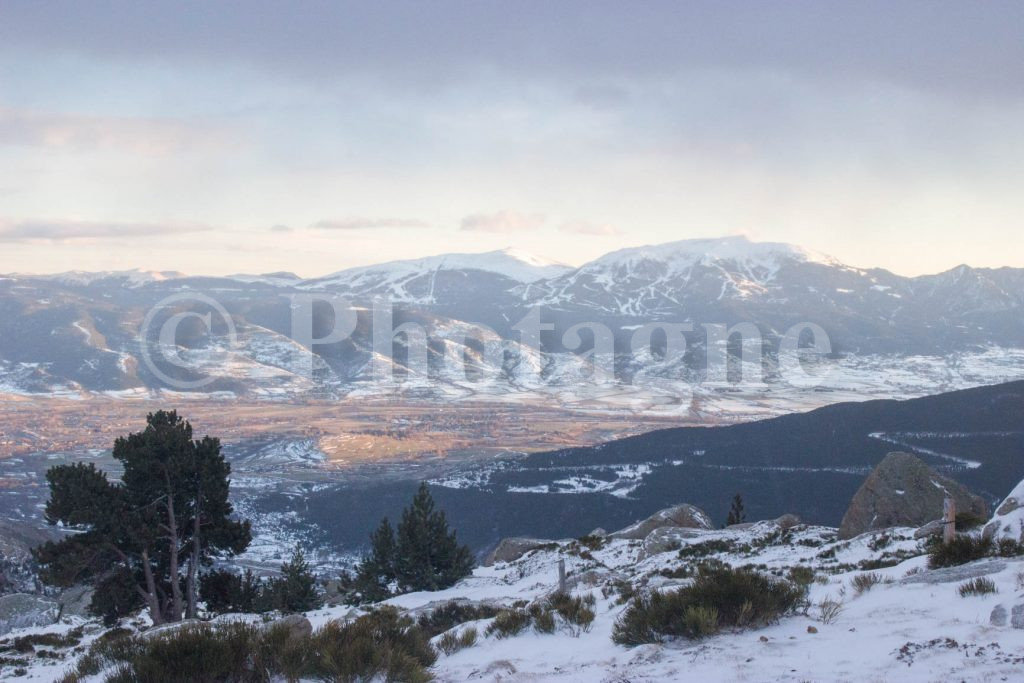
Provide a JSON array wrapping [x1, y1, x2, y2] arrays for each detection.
[[588, 236, 840, 272], [23, 268, 187, 286], [312, 248, 571, 286]]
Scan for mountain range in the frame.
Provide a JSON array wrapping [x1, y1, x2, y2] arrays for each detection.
[[1, 237, 1021, 414]]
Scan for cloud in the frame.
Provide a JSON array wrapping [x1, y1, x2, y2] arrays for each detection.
[[3, 4, 1022, 100], [0, 218, 212, 242], [0, 107, 228, 155], [311, 217, 430, 230], [460, 210, 546, 233], [559, 220, 621, 236]]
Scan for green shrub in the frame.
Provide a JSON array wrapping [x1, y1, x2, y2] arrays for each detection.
[[530, 605, 556, 633], [955, 511, 988, 531], [851, 572, 882, 595], [958, 577, 998, 597], [612, 565, 804, 646], [546, 592, 596, 634], [485, 609, 532, 639], [995, 538, 1024, 557], [681, 605, 720, 638], [927, 536, 994, 569], [71, 607, 435, 683], [416, 601, 499, 638], [199, 568, 264, 615], [677, 539, 735, 559], [787, 566, 815, 588], [436, 625, 478, 656], [575, 535, 607, 551], [307, 607, 436, 683]]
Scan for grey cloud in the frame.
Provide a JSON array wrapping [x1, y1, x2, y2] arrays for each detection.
[[0, 106, 228, 154], [1, 2, 1022, 99], [0, 219, 212, 242], [311, 218, 430, 231], [460, 211, 546, 233]]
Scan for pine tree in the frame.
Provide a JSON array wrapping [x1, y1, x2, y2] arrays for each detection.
[[393, 483, 473, 593], [354, 518, 396, 601], [33, 411, 251, 625], [726, 493, 746, 526], [267, 546, 322, 613]]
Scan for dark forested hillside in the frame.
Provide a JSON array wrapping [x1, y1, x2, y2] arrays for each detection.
[[288, 381, 1024, 555]]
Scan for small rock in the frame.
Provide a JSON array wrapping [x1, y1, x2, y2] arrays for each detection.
[[759, 635, 769, 642], [1011, 604, 1024, 630], [990, 604, 1008, 627], [806, 625, 818, 634], [913, 519, 944, 540], [483, 537, 555, 566], [610, 504, 713, 540], [775, 514, 801, 531]]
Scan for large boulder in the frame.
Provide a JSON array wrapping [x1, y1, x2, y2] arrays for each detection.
[[266, 613, 313, 640], [483, 537, 555, 566], [838, 452, 988, 540], [611, 504, 713, 541], [983, 478, 1024, 542], [0, 593, 58, 635]]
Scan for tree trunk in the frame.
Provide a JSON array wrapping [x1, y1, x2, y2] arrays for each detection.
[[140, 548, 164, 626], [186, 490, 201, 619], [165, 494, 184, 621]]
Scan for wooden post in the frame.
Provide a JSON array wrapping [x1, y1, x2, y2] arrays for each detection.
[[557, 558, 567, 594], [943, 497, 957, 545]]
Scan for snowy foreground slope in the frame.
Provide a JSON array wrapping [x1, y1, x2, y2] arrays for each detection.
[[10, 519, 1024, 682]]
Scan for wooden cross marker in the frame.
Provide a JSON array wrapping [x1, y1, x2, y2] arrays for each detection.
[[943, 497, 957, 545]]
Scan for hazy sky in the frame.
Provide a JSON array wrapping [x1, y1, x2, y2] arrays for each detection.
[[1, 1, 1023, 277]]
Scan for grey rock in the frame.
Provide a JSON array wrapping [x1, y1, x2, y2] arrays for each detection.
[[914, 519, 944, 539], [900, 559, 1006, 585], [838, 452, 989, 540], [611, 504, 713, 541], [483, 537, 555, 566], [775, 514, 801, 531], [1012, 604, 1024, 630], [990, 604, 1008, 627], [57, 584, 94, 618], [0, 593, 59, 635], [266, 613, 313, 640], [982, 479, 1024, 542], [588, 528, 608, 538], [639, 527, 712, 560]]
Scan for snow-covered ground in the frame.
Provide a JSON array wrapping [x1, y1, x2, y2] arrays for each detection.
[[8, 520, 1024, 681]]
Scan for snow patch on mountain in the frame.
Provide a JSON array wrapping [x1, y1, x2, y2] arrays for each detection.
[[307, 247, 571, 294]]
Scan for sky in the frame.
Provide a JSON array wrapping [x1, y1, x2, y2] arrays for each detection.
[[1, 1, 1023, 277]]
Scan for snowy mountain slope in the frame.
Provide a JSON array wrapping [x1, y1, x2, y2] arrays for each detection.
[[11, 519, 1024, 681], [302, 247, 571, 298], [0, 237, 1022, 408]]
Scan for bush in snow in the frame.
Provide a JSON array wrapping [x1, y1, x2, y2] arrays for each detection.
[[612, 565, 804, 646], [851, 572, 882, 596], [958, 577, 997, 597], [486, 608, 532, 639], [416, 601, 499, 639], [65, 606, 435, 683], [927, 535, 994, 569]]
